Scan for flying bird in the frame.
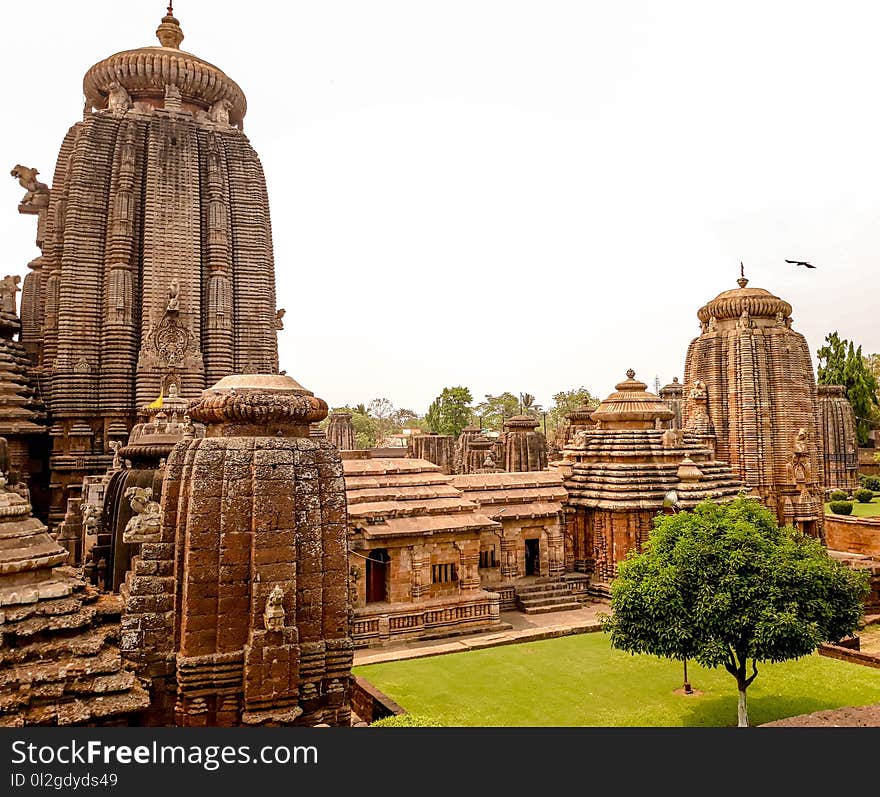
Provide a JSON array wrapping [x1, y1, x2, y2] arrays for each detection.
[[785, 259, 816, 269]]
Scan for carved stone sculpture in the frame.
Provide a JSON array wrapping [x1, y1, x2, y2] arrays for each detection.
[[0, 275, 21, 315], [263, 584, 286, 631], [122, 485, 162, 543], [10, 165, 49, 208], [209, 98, 233, 125], [273, 308, 286, 330], [107, 81, 132, 115]]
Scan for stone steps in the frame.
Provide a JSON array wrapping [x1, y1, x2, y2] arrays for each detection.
[[514, 580, 583, 614], [519, 600, 582, 615]]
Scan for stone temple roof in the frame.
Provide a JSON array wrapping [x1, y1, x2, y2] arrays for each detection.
[[83, 8, 247, 125], [343, 458, 499, 540], [0, 469, 149, 725], [697, 277, 792, 323], [590, 370, 674, 430]]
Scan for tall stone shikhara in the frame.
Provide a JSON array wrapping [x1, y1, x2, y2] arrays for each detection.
[[817, 385, 859, 492], [14, 9, 280, 524], [683, 277, 824, 535]]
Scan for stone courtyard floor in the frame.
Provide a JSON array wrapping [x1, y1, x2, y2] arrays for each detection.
[[353, 600, 610, 666]]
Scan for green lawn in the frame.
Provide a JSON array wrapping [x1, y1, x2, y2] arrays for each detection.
[[354, 633, 880, 727], [826, 498, 880, 517]]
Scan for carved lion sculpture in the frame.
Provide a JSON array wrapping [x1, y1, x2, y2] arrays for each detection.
[[123, 486, 162, 544], [10, 165, 49, 207], [209, 98, 233, 125], [107, 81, 132, 114]]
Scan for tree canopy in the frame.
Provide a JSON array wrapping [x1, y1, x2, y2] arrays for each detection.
[[545, 387, 600, 440], [603, 496, 868, 727], [425, 386, 473, 436], [473, 392, 520, 431], [817, 331, 879, 445]]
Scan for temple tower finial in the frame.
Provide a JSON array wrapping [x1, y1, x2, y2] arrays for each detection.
[[737, 261, 748, 289], [157, 3, 184, 49]]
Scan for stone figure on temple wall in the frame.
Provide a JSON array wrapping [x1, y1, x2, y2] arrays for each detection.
[[167, 278, 180, 312], [107, 81, 132, 115], [774, 311, 785, 325], [109, 440, 123, 470], [164, 83, 182, 110], [263, 584, 286, 631], [273, 308, 285, 330], [0, 274, 21, 314], [81, 502, 101, 536], [688, 379, 707, 402], [786, 427, 812, 484], [122, 486, 162, 543], [737, 309, 752, 329], [10, 165, 49, 208], [209, 98, 233, 125], [708, 316, 718, 331]]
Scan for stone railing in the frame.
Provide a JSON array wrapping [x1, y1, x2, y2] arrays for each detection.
[[352, 592, 501, 647]]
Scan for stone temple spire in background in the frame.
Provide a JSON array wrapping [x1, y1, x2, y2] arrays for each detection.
[[14, 8, 282, 525]]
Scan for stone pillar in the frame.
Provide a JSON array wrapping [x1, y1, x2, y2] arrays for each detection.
[[500, 533, 519, 580], [327, 411, 356, 451], [408, 433, 455, 474], [455, 540, 481, 591], [503, 415, 548, 472], [547, 523, 565, 578], [411, 545, 430, 600]]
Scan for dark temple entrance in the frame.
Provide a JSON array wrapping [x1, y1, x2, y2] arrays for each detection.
[[525, 538, 540, 577], [366, 548, 390, 603]]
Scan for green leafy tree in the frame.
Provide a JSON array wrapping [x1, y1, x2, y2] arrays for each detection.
[[817, 331, 879, 445], [518, 392, 542, 418], [546, 387, 600, 440], [603, 496, 868, 727], [473, 392, 520, 431], [425, 387, 473, 436]]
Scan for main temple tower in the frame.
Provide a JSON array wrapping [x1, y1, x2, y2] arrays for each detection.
[[682, 275, 824, 536], [18, 8, 280, 523]]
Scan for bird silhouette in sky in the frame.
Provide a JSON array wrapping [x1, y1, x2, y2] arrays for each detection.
[[785, 259, 816, 269]]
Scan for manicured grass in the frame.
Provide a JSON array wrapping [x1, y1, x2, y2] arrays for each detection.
[[825, 498, 880, 517], [353, 632, 880, 727]]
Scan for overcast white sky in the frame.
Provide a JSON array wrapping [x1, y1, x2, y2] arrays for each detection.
[[2, 1, 878, 414]]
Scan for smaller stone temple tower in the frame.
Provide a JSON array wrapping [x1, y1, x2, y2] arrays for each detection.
[[659, 377, 684, 430], [503, 415, 548, 472], [408, 432, 456, 474], [817, 385, 859, 493], [326, 411, 357, 451], [120, 373, 353, 726]]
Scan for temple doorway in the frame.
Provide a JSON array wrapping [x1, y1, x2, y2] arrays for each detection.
[[366, 549, 389, 603], [525, 538, 540, 576]]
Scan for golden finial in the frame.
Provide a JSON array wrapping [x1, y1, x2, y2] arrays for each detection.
[[626, 368, 636, 380], [157, 3, 184, 49], [737, 261, 748, 289]]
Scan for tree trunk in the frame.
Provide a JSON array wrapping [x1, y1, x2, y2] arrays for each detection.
[[737, 684, 749, 727]]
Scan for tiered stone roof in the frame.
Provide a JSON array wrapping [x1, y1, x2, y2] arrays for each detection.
[[453, 471, 566, 522], [343, 457, 499, 539], [0, 467, 148, 725], [562, 371, 744, 511]]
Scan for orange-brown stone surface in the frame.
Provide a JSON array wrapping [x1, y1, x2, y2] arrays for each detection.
[[683, 278, 824, 535]]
